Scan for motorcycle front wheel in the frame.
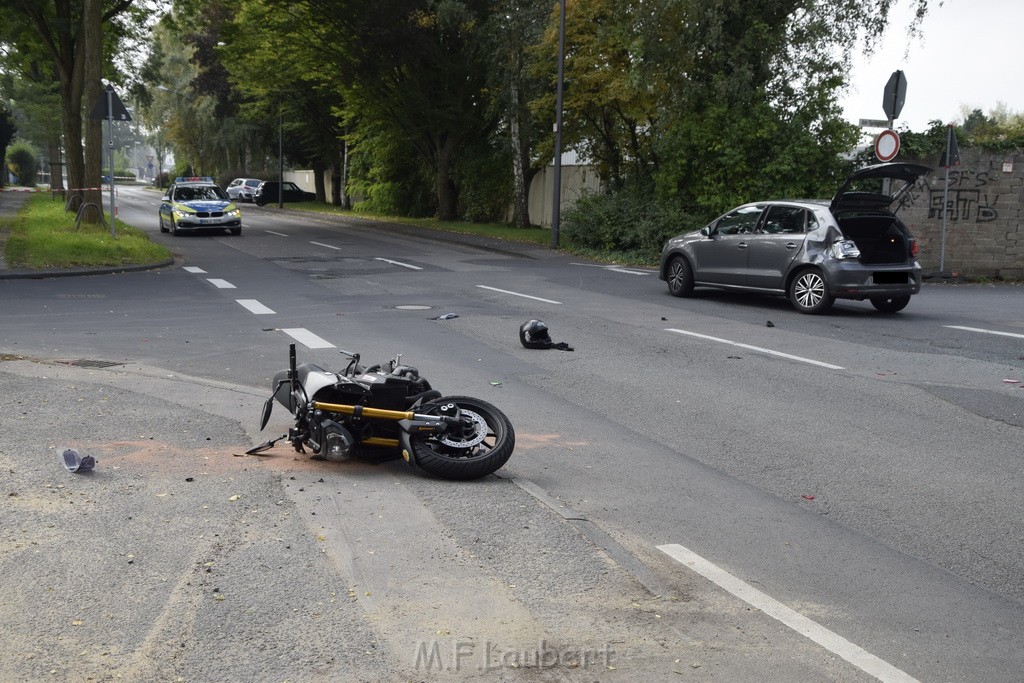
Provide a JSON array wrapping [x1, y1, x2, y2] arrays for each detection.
[[411, 395, 515, 480]]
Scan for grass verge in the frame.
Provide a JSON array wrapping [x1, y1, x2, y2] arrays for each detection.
[[296, 202, 552, 246], [289, 202, 660, 266], [2, 193, 172, 269]]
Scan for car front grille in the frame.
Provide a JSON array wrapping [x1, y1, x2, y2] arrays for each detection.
[[195, 211, 224, 218]]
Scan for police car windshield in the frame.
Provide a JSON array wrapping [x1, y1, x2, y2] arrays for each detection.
[[175, 185, 227, 201]]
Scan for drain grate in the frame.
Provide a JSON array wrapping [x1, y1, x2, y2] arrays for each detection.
[[65, 359, 123, 368]]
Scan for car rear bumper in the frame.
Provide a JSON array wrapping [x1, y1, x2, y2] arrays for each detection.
[[826, 261, 922, 300]]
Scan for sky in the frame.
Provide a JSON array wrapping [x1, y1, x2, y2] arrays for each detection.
[[839, 0, 1024, 132]]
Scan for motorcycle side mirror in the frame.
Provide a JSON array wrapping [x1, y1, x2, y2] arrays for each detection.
[[258, 396, 274, 431]]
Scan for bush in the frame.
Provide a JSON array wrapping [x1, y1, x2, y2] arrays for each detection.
[[6, 141, 39, 187], [561, 186, 705, 262]]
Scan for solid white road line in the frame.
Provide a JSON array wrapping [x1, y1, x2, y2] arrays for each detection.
[[665, 328, 844, 370], [183, 266, 206, 273], [310, 241, 341, 250], [281, 328, 335, 349], [265, 230, 288, 237], [476, 285, 562, 304], [944, 325, 1024, 340], [657, 544, 919, 683], [236, 299, 276, 315], [375, 257, 422, 270], [207, 279, 236, 289]]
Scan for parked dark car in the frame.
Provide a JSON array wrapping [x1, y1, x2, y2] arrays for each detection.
[[658, 163, 930, 314], [252, 180, 316, 206]]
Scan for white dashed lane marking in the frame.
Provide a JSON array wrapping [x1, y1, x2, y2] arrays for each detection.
[[944, 325, 1024, 340], [281, 328, 335, 349], [207, 279, 236, 289], [476, 285, 562, 304], [236, 299, 276, 315], [375, 257, 422, 270], [665, 328, 844, 370]]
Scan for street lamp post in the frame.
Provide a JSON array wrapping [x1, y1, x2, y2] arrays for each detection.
[[550, 0, 566, 248]]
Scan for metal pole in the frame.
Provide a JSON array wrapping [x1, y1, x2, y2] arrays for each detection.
[[940, 167, 950, 273], [550, 0, 565, 248], [107, 87, 115, 237], [278, 110, 284, 209]]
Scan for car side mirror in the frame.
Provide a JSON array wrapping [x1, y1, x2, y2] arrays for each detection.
[[701, 226, 712, 237]]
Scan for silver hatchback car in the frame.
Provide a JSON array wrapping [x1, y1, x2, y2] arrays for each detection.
[[659, 163, 930, 314]]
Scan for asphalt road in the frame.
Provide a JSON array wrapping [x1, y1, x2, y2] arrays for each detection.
[[1, 185, 1021, 682]]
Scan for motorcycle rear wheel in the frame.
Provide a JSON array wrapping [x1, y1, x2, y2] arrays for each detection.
[[411, 396, 515, 480]]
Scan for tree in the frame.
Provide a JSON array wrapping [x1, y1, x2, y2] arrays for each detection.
[[5, 0, 147, 220], [0, 107, 17, 188], [531, 0, 930, 218], [486, 0, 550, 227], [290, 0, 500, 221]]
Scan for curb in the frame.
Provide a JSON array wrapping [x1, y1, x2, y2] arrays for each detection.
[[0, 258, 176, 280]]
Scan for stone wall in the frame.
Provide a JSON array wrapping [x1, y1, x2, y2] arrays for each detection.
[[897, 148, 1023, 278]]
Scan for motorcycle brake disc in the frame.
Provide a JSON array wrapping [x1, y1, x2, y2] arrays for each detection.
[[438, 409, 488, 449]]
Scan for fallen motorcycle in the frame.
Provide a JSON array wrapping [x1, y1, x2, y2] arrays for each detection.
[[247, 344, 515, 480]]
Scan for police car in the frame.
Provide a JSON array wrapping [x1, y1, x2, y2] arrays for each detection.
[[159, 177, 242, 236]]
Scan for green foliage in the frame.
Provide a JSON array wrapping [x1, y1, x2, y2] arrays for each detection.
[[454, 138, 513, 223], [897, 110, 1024, 164], [561, 186, 703, 262], [6, 140, 39, 186]]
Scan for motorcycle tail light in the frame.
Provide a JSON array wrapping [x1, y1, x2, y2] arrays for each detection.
[[829, 239, 860, 260], [909, 238, 919, 257]]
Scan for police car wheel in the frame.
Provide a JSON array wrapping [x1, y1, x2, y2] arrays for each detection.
[[170, 220, 179, 236], [159, 215, 168, 233], [230, 227, 241, 236]]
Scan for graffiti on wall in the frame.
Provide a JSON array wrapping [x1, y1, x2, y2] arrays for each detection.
[[898, 169, 999, 223]]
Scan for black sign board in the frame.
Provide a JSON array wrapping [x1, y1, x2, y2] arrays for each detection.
[[882, 70, 907, 120], [88, 85, 132, 121]]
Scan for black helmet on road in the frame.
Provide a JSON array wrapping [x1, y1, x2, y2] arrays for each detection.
[[519, 319, 552, 349]]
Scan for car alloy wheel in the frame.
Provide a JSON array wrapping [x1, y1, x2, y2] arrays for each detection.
[[789, 269, 834, 314], [667, 256, 694, 297]]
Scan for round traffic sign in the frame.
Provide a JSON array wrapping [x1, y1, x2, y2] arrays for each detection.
[[874, 129, 901, 162]]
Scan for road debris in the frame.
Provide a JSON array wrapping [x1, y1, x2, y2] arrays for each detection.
[[61, 448, 95, 473]]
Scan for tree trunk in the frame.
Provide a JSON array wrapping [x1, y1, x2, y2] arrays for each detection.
[[510, 87, 531, 228], [340, 139, 351, 209], [435, 135, 458, 221], [82, 0, 104, 223], [313, 162, 326, 203]]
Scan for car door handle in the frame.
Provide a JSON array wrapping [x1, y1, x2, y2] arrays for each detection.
[[785, 242, 798, 250], [737, 243, 749, 249]]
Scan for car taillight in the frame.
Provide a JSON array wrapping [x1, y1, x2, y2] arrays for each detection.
[[909, 238, 919, 257]]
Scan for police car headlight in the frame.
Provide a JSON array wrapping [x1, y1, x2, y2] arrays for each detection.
[[172, 209, 189, 219], [227, 208, 241, 218]]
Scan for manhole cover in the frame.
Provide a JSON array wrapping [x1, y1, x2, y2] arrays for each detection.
[[394, 305, 433, 311]]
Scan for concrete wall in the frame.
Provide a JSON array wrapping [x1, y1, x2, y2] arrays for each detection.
[[898, 148, 1023, 278], [527, 163, 603, 228], [286, 163, 603, 229]]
